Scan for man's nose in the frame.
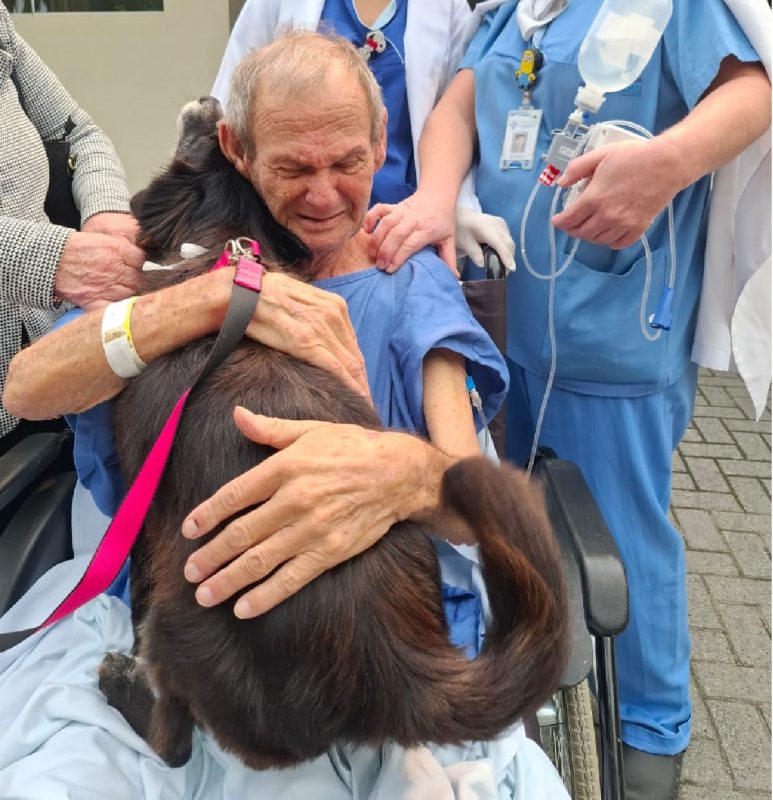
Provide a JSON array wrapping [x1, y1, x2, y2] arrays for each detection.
[[305, 173, 338, 208]]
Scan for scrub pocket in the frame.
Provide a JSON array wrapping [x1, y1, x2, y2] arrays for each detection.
[[545, 245, 673, 386]]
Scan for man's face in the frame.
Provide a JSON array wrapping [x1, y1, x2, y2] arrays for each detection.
[[246, 72, 385, 258]]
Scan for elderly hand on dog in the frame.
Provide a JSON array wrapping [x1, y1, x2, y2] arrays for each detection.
[[54, 212, 145, 310], [180, 408, 451, 618]]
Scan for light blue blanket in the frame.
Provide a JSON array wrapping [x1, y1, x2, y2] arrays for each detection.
[[0, 596, 569, 800]]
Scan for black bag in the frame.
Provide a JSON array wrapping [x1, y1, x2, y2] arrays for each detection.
[[12, 73, 80, 229], [461, 247, 507, 455], [42, 116, 80, 230]]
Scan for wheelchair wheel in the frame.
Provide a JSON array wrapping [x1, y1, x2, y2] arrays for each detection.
[[537, 679, 601, 800]]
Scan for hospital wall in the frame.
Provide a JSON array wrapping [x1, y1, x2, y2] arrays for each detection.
[[13, 0, 240, 194]]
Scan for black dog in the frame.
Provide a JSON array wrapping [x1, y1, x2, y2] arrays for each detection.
[[98, 98, 568, 770]]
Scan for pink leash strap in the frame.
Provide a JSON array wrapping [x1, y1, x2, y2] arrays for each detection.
[[0, 242, 264, 652]]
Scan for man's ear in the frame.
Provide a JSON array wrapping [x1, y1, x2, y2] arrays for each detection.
[[218, 120, 251, 180], [374, 108, 387, 171]]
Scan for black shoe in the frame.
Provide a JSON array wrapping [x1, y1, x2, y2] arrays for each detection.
[[623, 745, 684, 800]]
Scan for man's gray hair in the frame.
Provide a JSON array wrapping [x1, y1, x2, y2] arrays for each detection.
[[225, 28, 385, 156]]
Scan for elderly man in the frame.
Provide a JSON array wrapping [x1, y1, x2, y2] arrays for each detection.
[[5, 29, 509, 624], [0, 30, 572, 800]]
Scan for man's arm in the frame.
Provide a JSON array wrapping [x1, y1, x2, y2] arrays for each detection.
[[552, 57, 771, 248], [179, 411, 455, 618], [422, 348, 481, 459], [3, 268, 369, 420]]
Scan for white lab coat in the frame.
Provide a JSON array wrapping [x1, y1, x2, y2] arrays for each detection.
[[691, 0, 772, 419], [211, 0, 508, 211]]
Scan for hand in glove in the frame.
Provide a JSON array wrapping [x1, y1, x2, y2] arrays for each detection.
[[455, 207, 516, 272]]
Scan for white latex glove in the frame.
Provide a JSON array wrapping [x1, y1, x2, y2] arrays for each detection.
[[455, 206, 516, 272]]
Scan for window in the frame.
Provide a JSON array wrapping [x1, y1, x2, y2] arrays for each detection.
[[3, 0, 162, 12]]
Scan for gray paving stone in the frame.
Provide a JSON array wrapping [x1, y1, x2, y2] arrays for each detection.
[[679, 787, 769, 800], [731, 432, 772, 462], [693, 661, 771, 703], [724, 418, 773, 434], [735, 395, 759, 420], [675, 509, 727, 551], [673, 451, 687, 472], [690, 680, 715, 739], [722, 531, 771, 579], [672, 489, 740, 513], [762, 478, 771, 499], [701, 386, 736, 407], [718, 458, 771, 478], [699, 375, 752, 387], [673, 471, 696, 490], [679, 442, 743, 460], [727, 476, 770, 514], [690, 628, 736, 664], [708, 700, 771, 792], [686, 550, 739, 577], [692, 404, 746, 420], [760, 704, 771, 733], [681, 737, 733, 788], [682, 426, 703, 443], [704, 575, 771, 607], [687, 574, 722, 629], [711, 511, 771, 534], [693, 416, 733, 444], [684, 457, 730, 493], [716, 604, 771, 667]]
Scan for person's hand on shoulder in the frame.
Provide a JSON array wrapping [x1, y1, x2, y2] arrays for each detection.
[[246, 271, 370, 399], [54, 229, 145, 310], [363, 190, 457, 275], [178, 409, 450, 618]]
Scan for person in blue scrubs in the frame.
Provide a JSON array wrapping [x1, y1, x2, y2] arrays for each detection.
[[362, 2, 771, 798]]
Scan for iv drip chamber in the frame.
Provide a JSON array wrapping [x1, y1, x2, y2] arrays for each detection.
[[577, 0, 673, 95]]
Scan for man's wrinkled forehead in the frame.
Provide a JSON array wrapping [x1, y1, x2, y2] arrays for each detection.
[[251, 72, 372, 148]]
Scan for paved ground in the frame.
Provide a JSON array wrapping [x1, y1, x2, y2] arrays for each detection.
[[673, 369, 771, 800]]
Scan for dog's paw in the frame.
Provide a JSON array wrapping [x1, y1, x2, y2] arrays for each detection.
[[97, 651, 135, 702]]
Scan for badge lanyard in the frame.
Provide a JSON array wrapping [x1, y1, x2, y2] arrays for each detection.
[[499, 28, 548, 171]]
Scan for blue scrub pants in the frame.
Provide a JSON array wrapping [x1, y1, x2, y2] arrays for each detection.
[[505, 360, 698, 756]]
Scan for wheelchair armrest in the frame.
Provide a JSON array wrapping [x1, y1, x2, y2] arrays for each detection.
[[0, 471, 76, 616], [0, 431, 73, 514], [536, 457, 629, 639]]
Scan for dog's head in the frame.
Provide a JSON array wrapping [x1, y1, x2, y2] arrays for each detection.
[[132, 96, 311, 272]]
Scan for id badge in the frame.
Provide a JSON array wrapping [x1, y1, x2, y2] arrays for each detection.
[[499, 107, 543, 170]]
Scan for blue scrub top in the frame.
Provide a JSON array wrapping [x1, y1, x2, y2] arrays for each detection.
[[320, 0, 417, 205], [462, 0, 760, 395]]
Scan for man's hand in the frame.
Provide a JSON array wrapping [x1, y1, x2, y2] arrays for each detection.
[[54, 230, 145, 309], [363, 191, 457, 274], [81, 211, 140, 244], [180, 409, 446, 618], [552, 137, 686, 249], [248, 272, 370, 398]]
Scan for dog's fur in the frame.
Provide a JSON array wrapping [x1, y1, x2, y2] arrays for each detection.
[[98, 98, 569, 770]]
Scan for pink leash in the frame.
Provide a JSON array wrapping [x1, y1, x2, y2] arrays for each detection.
[[0, 239, 264, 651]]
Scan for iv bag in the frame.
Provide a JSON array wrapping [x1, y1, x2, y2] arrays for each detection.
[[578, 0, 672, 94]]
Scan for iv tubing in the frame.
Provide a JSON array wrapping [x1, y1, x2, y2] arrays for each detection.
[[522, 118, 679, 474]]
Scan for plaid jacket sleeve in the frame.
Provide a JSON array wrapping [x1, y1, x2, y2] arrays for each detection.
[[0, 6, 132, 308], [5, 8, 132, 221]]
